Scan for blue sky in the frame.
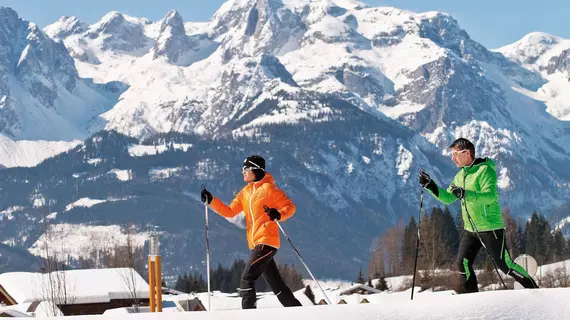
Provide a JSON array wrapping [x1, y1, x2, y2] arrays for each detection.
[[1, 0, 568, 48]]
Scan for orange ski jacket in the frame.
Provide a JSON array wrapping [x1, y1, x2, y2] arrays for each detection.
[[209, 173, 295, 250]]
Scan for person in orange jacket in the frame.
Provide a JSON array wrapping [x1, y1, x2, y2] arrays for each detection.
[[201, 155, 302, 309]]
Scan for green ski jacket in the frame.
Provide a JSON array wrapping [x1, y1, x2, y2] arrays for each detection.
[[428, 158, 505, 232]]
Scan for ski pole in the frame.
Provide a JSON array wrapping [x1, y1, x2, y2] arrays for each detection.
[[411, 182, 426, 300], [264, 206, 332, 305], [201, 185, 211, 311]]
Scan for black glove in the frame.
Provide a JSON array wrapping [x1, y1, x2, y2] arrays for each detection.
[[418, 170, 432, 186], [450, 184, 466, 199], [264, 206, 281, 221], [419, 169, 439, 197], [201, 188, 213, 204]]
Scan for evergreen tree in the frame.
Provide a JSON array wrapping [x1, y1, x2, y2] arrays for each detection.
[[187, 272, 206, 292], [503, 207, 523, 258], [542, 219, 554, 264], [525, 212, 553, 265], [375, 277, 388, 291], [442, 206, 460, 261], [356, 267, 365, 284], [429, 206, 446, 252], [174, 275, 184, 292], [401, 217, 418, 274], [211, 263, 224, 291], [455, 209, 464, 232], [304, 285, 316, 305], [183, 273, 190, 293], [289, 265, 305, 291], [174, 259, 305, 295], [551, 229, 566, 262], [198, 273, 207, 292], [230, 259, 246, 293], [518, 223, 526, 254], [222, 264, 233, 293]]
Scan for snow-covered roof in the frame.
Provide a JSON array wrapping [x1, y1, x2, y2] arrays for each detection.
[[0, 303, 34, 317], [102, 306, 178, 314], [28, 301, 65, 317], [537, 259, 570, 277], [304, 280, 361, 304], [0, 308, 31, 317], [338, 283, 381, 295], [163, 292, 242, 311], [0, 268, 149, 304]]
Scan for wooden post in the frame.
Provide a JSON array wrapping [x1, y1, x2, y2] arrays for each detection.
[[155, 255, 162, 312], [148, 256, 156, 312], [148, 234, 162, 312]]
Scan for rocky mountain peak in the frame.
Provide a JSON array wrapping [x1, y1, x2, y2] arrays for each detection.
[[85, 11, 149, 52], [43, 16, 87, 40]]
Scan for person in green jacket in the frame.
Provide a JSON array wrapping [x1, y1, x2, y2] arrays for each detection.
[[419, 138, 539, 293]]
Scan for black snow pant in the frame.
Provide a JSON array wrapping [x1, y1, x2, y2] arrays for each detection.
[[457, 229, 539, 293], [240, 244, 302, 309]]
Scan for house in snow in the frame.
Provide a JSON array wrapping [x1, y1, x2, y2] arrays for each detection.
[[308, 281, 382, 305], [338, 283, 381, 296], [0, 268, 150, 316]]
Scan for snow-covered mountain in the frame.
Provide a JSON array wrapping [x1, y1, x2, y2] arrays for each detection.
[[0, 7, 124, 166], [495, 32, 570, 120], [39, 0, 570, 212], [0, 0, 570, 277]]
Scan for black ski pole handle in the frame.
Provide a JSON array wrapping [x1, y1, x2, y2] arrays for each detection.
[[201, 184, 208, 205]]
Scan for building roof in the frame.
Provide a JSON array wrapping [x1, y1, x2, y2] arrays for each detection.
[[0, 309, 31, 317], [338, 284, 381, 295], [0, 268, 149, 305]]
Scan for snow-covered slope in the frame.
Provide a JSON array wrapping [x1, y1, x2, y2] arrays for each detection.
[[26, 287, 570, 319], [0, 136, 80, 167], [495, 32, 570, 120], [28, 223, 149, 261], [496, 32, 570, 72], [493, 33, 570, 224], [0, 7, 122, 138]]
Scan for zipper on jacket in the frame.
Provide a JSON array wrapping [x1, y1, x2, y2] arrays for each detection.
[[462, 169, 469, 229], [483, 205, 487, 217], [462, 168, 467, 210], [249, 185, 257, 247]]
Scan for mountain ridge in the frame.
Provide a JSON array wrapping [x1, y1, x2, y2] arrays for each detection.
[[0, 1, 568, 277]]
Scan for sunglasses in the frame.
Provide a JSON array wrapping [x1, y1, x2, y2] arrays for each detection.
[[242, 166, 265, 173], [451, 149, 468, 158]]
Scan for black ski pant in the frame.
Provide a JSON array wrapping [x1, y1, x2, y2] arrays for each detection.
[[457, 229, 539, 293], [240, 244, 302, 309]]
